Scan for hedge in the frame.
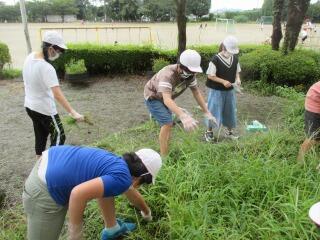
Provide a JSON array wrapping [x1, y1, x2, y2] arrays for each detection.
[[0, 42, 11, 71], [240, 48, 320, 89], [53, 43, 320, 88]]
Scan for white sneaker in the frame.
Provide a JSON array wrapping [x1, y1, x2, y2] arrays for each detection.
[[225, 130, 239, 140]]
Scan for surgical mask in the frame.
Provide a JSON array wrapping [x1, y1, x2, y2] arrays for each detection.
[[180, 70, 194, 79], [48, 49, 60, 61], [223, 51, 233, 59]]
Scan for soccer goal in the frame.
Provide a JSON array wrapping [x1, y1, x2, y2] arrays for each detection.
[[215, 18, 236, 33], [260, 16, 273, 24]]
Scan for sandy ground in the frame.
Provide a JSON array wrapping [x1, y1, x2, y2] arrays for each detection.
[[0, 75, 287, 205], [0, 22, 275, 68]]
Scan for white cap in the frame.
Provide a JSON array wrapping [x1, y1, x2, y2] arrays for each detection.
[[309, 202, 320, 226], [223, 36, 239, 54], [179, 49, 203, 73], [135, 148, 162, 184], [43, 31, 68, 49]]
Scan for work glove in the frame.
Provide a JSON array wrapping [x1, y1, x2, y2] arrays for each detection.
[[69, 109, 84, 121], [232, 82, 243, 94], [179, 113, 198, 132], [204, 112, 218, 128], [141, 209, 153, 222]]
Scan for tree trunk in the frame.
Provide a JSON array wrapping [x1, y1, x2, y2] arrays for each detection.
[[175, 0, 187, 57], [19, 0, 32, 54], [271, 0, 285, 50], [283, 0, 311, 53]]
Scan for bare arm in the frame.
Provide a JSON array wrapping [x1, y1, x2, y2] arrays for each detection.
[[52, 86, 84, 120], [162, 92, 185, 118], [236, 72, 241, 85], [51, 86, 73, 113], [190, 87, 210, 114], [124, 186, 150, 214], [68, 178, 104, 239], [207, 75, 232, 88]]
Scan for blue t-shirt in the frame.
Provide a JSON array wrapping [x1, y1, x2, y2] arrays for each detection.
[[46, 145, 132, 206]]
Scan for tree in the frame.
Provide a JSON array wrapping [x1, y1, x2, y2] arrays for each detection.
[[0, 4, 20, 22], [138, 0, 174, 21], [261, 0, 273, 16], [307, 0, 320, 22], [51, 0, 78, 22], [75, 0, 90, 20], [26, 0, 51, 22], [174, 0, 186, 56], [271, 0, 285, 50], [283, 0, 311, 53], [186, 0, 210, 18], [120, 0, 139, 21]]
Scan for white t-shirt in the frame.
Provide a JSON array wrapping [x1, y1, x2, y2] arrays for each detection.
[[23, 53, 59, 116]]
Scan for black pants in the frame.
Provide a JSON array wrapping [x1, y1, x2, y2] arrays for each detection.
[[26, 107, 66, 155]]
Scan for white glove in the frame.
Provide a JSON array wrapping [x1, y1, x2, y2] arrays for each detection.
[[232, 82, 243, 94], [179, 113, 198, 132], [69, 109, 84, 121], [141, 209, 153, 222], [204, 112, 217, 128]]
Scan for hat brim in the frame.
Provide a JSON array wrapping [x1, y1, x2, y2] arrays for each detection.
[[57, 43, 68, 50], [309, 202, 320, 225], [226, 47, 239, 55], [187, 66, 203, 73]]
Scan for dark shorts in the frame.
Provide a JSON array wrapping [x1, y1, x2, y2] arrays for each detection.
[[305, 110, 320, 140]]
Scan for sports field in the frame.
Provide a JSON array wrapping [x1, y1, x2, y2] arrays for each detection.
[[1, 22, 274, 68]]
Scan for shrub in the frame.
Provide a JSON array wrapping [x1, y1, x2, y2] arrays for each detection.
[[0, 68, 21, 79], [0, 42, 11, 71], [65, 59, 87, 74], [54, 44, 155, 75], [240, 48, 320, 88], [152, 58, 170, 73]]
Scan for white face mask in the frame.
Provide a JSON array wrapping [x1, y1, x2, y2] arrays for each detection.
[[48, 48, 60, 61], [223, 51, 233, 59], [180, 70, 194, 79]]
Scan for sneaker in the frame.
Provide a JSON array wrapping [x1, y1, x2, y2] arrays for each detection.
[[204, 130, 215, 142], [225, 130, 239, 140], [101, 218, 136, 240]]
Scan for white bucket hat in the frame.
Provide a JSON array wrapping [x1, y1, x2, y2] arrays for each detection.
[[135, 148, 162, 184], [179, 49, 203, 73], [43, 31, 68, 49], [309, 202, 320, 226], [223, 36, 239, 54]]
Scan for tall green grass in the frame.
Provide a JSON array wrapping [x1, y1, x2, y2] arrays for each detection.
[[1, 90, 320, 239]]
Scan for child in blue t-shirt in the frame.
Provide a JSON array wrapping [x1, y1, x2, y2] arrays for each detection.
[[205, 36, 242, 141], [23, 145, 162, 240]]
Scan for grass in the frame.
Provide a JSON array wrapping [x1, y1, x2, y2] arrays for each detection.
[[1, 87, 320, 239]]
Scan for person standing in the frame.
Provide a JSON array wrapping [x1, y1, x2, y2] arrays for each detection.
[[297, 81, 320, 163], [144, 49, 216, 156], [23, 145, 162, 240], [23, 31, 84, 158], [204, 36, 241, 142]]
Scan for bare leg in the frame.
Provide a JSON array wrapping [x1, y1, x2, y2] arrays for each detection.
[[98, 197, 117, 228], [159, 124, 172, 156], [297, 138, 318, 163]]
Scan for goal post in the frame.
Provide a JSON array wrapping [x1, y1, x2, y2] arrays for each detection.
[[215, 18, 236, 33]]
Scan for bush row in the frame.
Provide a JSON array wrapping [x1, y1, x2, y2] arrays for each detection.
[[54, 43, 268, 77], [240, 48, 320, 89]]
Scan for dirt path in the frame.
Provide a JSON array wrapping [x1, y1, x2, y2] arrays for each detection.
[[0, 76, 286, 204]]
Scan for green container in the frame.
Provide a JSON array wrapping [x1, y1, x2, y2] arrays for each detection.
[[246, 120, 268, 132]]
